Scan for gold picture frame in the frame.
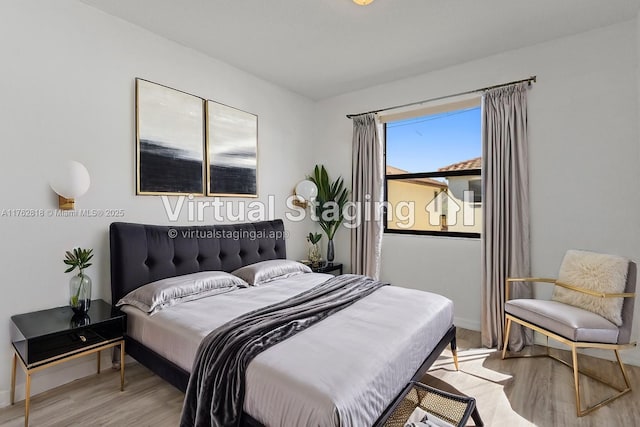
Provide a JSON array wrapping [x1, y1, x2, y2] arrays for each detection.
[[206, 100, 258, 197], [135, 78, 205, 195]]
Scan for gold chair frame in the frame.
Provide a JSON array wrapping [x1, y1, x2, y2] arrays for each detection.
[[502, 277, 636, 416]]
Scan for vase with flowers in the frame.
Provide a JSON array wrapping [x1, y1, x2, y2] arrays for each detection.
[[64, 248, 94, 315]]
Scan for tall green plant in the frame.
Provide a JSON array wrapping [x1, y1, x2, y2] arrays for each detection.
[[309, 165, 349, 240]]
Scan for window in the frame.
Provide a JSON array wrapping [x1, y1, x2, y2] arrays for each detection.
[[468, 179, 482, 203], [383, 99, 482, 238]]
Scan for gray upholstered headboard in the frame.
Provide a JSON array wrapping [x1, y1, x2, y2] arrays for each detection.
[[109, 220, 287, 303]]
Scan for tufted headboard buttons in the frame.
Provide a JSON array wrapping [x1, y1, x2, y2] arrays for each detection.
[[109, 220, 287, 304]]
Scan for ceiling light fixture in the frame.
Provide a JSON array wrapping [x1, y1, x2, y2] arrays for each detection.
[[353, 0, 374, 5]]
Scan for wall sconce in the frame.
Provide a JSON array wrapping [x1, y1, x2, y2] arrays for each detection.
[[293, 179, 317, 209], [49, 160, 91, 210], [353, 0, 374, 5]]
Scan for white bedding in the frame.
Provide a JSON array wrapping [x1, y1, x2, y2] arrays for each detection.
[[122, 273, 454, 427]]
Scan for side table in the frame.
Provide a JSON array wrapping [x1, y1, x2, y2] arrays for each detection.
[[311, 262, 343, 275], [10, 299, 126, 426]]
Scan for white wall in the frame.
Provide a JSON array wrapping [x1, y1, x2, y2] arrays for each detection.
[[0, 0, 317, 406], [1, 1, 639, 409], [315, 20, 640, 362]]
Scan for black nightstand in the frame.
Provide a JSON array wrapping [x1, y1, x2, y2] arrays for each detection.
[[311, 262, 343, 275], [10, 299, 126, 426]]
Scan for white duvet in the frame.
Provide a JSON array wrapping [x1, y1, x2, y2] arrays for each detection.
[[122, 273, 453, 427]]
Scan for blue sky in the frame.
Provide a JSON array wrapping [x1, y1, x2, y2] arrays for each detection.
[[386, 106, 481, 173]]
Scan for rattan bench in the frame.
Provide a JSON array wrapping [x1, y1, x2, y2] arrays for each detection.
[[379, 381, 483, 427]]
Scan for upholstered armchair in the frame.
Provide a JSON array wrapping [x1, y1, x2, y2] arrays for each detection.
[[502, 250, 636, 416]]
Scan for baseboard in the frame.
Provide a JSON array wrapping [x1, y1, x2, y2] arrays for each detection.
[[623, 351, 640, 367], [454, 316, 480, 332], [0, 390, 8, 409], [455, 323, 640, 367], [533, 335, 640, 367]]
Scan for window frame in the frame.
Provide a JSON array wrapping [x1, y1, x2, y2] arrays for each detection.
[[383, 114, 482, 239]]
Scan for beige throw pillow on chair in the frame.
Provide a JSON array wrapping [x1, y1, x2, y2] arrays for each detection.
[[551, 250, 628, 326]]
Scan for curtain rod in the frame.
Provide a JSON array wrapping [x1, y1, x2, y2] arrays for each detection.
[[346, 75, 537, 119]]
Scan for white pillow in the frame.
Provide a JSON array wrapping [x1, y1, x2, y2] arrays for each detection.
[[552, 250, 629, 326], [117, 271, 248, 314], [232, 259, 312, 286]]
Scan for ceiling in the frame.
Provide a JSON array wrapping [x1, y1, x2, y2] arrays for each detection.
[[80, 0, 640, 100]]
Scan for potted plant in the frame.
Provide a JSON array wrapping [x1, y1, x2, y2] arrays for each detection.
[[309, 165, 349, 263], [307, 232, 322, 267], [64, 248, 94, 315]]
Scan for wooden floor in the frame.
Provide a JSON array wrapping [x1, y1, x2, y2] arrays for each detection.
[[1, 329, 638, 426], [428, 329, 640, 426], [0, 362, 184, 427]]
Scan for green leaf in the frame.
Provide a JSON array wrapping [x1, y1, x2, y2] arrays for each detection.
[[63, 247, 94, 273], [308, 232, 322, 244], [321, 168, 330, 196]]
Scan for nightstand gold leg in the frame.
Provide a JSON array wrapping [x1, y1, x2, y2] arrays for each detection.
[[10, 352, 16, 405], [120, 341, 125, 391], [97, 350, 101, 374], [24, 372, 31, 427]]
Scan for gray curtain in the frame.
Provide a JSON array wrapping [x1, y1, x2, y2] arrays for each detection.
[[351, 113, 383, 279], [481, 83, 532, 350]]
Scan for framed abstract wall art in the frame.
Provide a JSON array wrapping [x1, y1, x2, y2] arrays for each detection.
[[136, 79, 205, 195], [206, 100, 258, 197]]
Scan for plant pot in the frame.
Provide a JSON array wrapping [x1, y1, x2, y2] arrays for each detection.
[[69, 272, 92, 315], [327, 239, 335, 263]]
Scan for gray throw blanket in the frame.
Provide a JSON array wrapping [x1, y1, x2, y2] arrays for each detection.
[[180, 274, 388, 427]]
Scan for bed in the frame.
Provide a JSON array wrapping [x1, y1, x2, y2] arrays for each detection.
[[109, 220, 457, 426]]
